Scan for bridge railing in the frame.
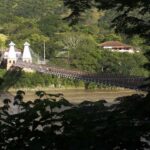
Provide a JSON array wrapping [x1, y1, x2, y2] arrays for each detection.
[[13, 60, 147, 90]]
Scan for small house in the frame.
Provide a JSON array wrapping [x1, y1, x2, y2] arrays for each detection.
[[99, 41, 135, 53]]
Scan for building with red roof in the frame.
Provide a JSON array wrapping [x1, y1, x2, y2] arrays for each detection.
[[99, 41, 135, 53]]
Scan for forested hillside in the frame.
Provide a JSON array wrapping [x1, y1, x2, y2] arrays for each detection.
[[0, 0, 148, 77]]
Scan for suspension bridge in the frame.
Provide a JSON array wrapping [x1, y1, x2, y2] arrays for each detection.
[[2, 41, 147, 90], [13, 60, 146, 90]]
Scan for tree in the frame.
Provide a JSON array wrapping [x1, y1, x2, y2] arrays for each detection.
[[56, 32, 85, 50], [39, 14, 70, 37], [1, 91, 150, 149], [63, 0, 150, 41], [13, 0, 63, 20], [97, 50, 148, 76], [0, 91, 72, 150], [69, 34, 100, 72], [0, 34, 7, 51]]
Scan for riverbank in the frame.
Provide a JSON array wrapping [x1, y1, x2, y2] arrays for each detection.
[[2, 85, 132, 92], [0, 88, 145, 106]]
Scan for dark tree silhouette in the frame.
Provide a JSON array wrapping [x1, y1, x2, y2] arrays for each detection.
[[0, 91, 72, 150], [0, 91, 150, 149]]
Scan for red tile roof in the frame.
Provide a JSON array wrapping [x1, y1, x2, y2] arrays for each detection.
[[100, 41, 132, 48]]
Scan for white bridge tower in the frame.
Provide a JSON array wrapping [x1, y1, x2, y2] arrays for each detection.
[[7, 41, 17, 70], [22, 42, 32, 63]]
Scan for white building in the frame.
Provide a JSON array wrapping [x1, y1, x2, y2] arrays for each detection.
[[99, 41, 135, 53]]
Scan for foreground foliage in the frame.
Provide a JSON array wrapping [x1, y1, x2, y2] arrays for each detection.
[[0, 90, 150, 149]]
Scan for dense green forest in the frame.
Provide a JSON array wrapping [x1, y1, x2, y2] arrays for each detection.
[[0, 0, 149, 89]]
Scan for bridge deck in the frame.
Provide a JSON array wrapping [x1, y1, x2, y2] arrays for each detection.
[[13, 61, 146, 90]]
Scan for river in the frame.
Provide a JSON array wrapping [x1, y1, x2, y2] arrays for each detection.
[[0, 89, 144, 106]]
